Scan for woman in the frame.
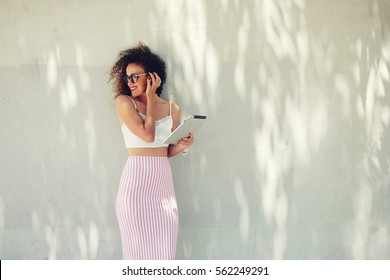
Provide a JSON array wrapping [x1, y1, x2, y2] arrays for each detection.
[[109, 43, 193, 259]]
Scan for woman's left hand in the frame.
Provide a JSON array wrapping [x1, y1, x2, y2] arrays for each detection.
[[177, 133, 194, 149]]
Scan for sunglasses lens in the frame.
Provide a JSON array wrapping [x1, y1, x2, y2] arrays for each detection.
[[123, 74, 136, 83], [130, 74, 137, 83]]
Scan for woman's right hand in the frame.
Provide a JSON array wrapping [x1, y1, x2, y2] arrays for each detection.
[[146, 72, 161, 101]]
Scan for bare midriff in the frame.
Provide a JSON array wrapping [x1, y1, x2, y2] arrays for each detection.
[[127, 147, 168, 157]]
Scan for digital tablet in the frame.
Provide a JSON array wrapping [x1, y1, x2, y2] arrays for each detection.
[[163, 115, 207, 144]]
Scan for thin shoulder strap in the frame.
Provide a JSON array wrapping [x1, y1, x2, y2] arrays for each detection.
[[169, 101, 172, 115], [128, 96, 137, 110]]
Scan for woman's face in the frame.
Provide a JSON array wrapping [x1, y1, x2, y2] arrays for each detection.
[[125, 63, 149, 97]]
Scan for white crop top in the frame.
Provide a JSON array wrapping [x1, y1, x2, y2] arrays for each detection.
[[121, 98, 173, 148]]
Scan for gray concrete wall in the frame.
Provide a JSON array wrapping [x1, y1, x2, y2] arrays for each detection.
[[1, 0, 390, 259]]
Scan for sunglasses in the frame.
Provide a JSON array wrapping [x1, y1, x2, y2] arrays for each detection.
[[123, 73, 149, 83]]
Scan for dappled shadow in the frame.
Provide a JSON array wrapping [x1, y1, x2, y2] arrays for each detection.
[[0, 2, 125, 259], [0, 0, 389, 259], [152, 0, 390, 259]]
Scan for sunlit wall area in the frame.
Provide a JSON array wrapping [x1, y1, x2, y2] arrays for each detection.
[[0, 0, 389, 259]]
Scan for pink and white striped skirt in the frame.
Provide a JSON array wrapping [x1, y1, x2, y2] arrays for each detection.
[[116, 156, 178, 260]]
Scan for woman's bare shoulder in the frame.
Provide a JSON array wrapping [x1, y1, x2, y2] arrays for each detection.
[[115, 94, 132, 104]]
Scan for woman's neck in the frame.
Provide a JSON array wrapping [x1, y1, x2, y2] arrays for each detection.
[[134, 94, 148, 103]]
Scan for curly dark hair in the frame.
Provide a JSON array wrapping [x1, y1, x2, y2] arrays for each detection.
[[109, 42, 166, 98]]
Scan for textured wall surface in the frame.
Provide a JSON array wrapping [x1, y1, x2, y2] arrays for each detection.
[[1, 0, 390, 259]]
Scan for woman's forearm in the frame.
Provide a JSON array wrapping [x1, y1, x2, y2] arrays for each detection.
[[143, 98, 156, 142], [168, 144, 187, 158]]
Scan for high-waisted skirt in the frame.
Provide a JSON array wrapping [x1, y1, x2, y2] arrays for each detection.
[[116, 156, 178, 260]]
